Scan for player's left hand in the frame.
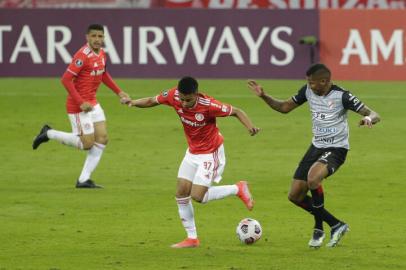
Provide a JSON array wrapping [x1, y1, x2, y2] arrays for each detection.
[[248, 127, 260, 136], [247, 80, 265, 97], [358, 116, 373, 128]]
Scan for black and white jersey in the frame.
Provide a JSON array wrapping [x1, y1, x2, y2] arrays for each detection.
[[292, 84, 364, 149]]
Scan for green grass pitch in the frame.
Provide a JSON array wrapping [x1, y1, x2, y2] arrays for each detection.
[[0, 78, 405, 270]]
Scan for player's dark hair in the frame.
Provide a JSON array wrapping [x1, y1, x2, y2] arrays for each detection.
[[87, 24, 104, 33], [178, 76, 198, 94], [306, 63, 331, 78]]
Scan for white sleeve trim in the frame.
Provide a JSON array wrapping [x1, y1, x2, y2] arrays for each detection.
[[228, 105, 233, 116], [356, 103, 365, 112]]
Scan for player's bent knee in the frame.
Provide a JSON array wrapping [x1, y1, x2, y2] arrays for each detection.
[[176, 190, 190, 198], [288, 193, 301, 204], [307, 178, 320, 190], [80, 140, 94, 150], [82, 143, 94, 150], [96, 135, 108, 145], [191, 194, 204, 203]]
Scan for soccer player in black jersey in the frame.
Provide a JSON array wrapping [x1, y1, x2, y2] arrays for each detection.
[[248, 63, 380, 248]]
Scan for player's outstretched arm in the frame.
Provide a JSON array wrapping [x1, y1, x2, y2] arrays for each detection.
[[357, 105, 381, 128], [247, 80, 298, 113], [230, 107, 260, 136], [124, 97, 159, 108], [102, 72, 131, 103]]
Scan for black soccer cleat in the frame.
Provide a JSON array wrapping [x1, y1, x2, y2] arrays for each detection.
[[75, 179, 103, 189], [32, 124, 52, 150]]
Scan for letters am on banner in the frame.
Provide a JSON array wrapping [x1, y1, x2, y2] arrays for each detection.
[[320, 10, 406, 81]]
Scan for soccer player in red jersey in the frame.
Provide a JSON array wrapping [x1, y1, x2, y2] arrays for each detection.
[[123, 77, 260, 248], [32, 24, 130, 188]]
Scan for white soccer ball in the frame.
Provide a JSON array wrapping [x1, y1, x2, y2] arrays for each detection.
[[236, 218, 262, 245]]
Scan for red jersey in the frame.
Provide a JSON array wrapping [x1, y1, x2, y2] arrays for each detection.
[[65, 44, 107, 113], [156, 88, 233, 154]]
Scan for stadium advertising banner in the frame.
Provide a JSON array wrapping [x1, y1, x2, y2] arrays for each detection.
[[319, 10, 406, 80], [164, 0, 406, 9], [0, 9, 318, 78]]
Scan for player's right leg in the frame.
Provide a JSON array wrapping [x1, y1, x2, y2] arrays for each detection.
[[75, 122, 105, 189], [172, 155, 200, 248], [76, 106, 107, 189], [172, 178, 200, 248], [288, 179, 326, 247]]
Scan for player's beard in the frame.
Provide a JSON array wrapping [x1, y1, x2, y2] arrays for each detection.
[[91, 42, 102, 53]]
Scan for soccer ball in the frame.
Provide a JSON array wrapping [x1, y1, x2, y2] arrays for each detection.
[[236, 218, 262, 244]]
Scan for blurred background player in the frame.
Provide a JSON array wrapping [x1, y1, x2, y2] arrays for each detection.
[[32, 24, 130, 188], [248, 63, 380, 248], [124, 76, 259, 248]]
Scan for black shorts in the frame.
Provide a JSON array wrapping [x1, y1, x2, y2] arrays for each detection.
[[293, 144, 348, 181]]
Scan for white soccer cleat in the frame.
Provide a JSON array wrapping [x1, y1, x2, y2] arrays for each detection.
[[326, 223, 349, 247], [308, 229, 325, 248]]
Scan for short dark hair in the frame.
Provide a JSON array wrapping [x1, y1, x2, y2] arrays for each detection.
[[178, 76, 198, 94], [306, 63, 331, 78], [87, 24, 104, 34]]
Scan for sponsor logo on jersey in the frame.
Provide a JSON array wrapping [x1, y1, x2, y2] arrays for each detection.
[[75, 59, 83, 67], [328, 101, 334, 109], [90, 68, 105, 76], [314, 126, 338, 134], [314, 135, 335, 144], [180, 116, 206, 127], [195, 113, 204, 121]]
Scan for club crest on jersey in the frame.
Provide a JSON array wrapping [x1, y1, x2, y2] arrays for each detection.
[[84, 123, 92, 131], [75, 59, 83, 67], [195, 113, 204, 121]]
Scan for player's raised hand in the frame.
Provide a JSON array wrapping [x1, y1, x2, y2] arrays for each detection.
[[248, 127, 260, 136], [80, 102, 93, 112], [247, 80, 265, 97], [358, 116, 373, 128]]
